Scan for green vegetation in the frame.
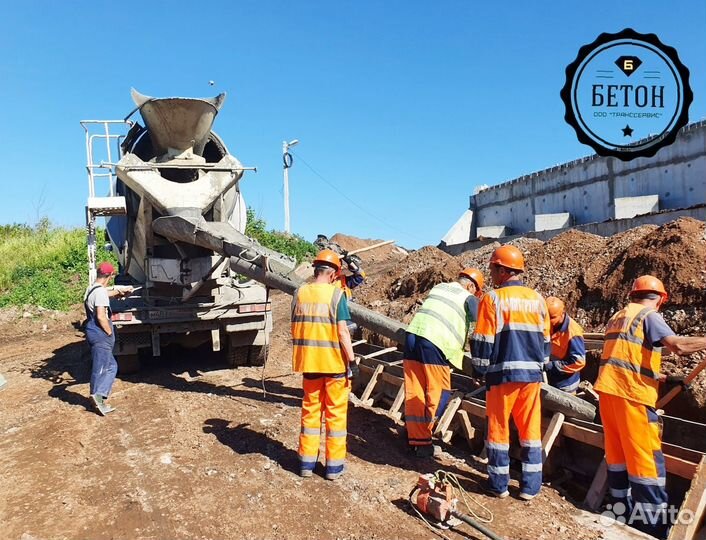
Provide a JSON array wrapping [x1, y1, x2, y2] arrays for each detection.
[[0, 210, 313, 311], [245, 208, 317, 264], [0, 219, 115, 311]]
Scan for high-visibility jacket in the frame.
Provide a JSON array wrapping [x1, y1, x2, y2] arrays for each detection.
[[546, 315, 586, 392], [406, 282, 472, 370], [594, 303, 663, 407], [471, 280, 550, 388], [291, 283, 346, 374]]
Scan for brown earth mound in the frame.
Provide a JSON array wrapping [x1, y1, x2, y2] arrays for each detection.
[[350, 217, 706, 420], [328, 233, 406, 264], [355, 246, 462, 324]]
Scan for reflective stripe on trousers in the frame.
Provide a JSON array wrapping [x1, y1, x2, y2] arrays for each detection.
[[486, 382, 542, 496], [298, 374, 349, 476], [85, 319, 117, 397], [599, 392, 669, 539]]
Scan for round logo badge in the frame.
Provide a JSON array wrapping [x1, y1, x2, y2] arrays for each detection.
[[561, 29, 692, 161]]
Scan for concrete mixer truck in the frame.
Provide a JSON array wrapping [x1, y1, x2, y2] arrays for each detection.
[[81, 89, 295, 371]]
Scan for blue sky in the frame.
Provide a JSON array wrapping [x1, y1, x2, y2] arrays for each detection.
[[0, 1, 703, 249]]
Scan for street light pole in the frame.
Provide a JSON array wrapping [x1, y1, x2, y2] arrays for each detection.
[[282, 139, 299, 234]]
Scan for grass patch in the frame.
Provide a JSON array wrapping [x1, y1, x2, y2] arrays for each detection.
[[0, 219, 115, 311], [0, 210, 313, 311], [245, 208, 317, 264]]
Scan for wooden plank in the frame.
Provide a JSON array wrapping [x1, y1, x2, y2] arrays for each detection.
[[360, 346, 398, 360], [668, 455, 706, 540], [388, 385, 405, 420], [380, 372, 404, 386], [434, 391, 464, 437], [441, 421, 456, 443], [584, 459, 608, 511], [666, 454, 700, 480], [460, 399, 486, 419], [561, 421, 698, 479], [359, 364, 376, 375], [541, 412, 565, 460], [360, 364, 384, 405], [457, 410, 476, 447]]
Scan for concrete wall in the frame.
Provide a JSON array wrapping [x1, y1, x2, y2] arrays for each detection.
[[441, 209, 474, 245], [444, 121, 706, 244], [441, 205, 706, 256]]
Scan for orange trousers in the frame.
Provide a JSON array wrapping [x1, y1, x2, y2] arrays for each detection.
[[486, 382, 543, 495], [403, 333, 453, 447], [599, 392, 668, 538], [298, 374, 349, 476]]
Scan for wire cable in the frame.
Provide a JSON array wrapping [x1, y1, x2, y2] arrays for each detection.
[[290, 151, 425, 245]]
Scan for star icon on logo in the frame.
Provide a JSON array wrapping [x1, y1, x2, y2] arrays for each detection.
[[622, 124, 634, 137]]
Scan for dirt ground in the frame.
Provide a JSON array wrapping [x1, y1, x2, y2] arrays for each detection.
[[5, 219, 702, 540], [0, 294, 650, 540]]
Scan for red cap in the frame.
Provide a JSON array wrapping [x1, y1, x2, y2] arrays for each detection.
[[97, 262, 116, 276]]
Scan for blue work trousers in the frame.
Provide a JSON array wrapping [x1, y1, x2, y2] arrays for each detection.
[[86, 320, 117, 398]]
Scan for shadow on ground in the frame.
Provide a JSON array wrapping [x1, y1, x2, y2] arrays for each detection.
[[203, 418, 300, 475]]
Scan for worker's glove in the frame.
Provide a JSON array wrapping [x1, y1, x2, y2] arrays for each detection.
[[347, 361, 360, 380], [343, 254, 362, 274], [662, 374, 689, 389]]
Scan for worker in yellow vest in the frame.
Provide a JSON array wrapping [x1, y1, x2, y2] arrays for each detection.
[[595, 275, 706, 538], [403, 268, 483, 457], [291, 249, 356, 480]]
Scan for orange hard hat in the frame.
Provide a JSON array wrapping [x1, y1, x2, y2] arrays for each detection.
[[459, 268, 484, 296], [546, 296, 565, 322], [313, 249, 341, 271], [489, 245, 525, 272], [630, 275, 668, 301]]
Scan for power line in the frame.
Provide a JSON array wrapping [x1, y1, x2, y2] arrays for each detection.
[[290, 151, 426, 244]]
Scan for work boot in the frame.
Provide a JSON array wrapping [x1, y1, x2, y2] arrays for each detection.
[[486, 488, 509, 499], [325, 465, 346, 481], [299, 469, 313, 478], [90, 394, 116, 416], [412, 444, 439, 458], [519, 491, 538, 501]]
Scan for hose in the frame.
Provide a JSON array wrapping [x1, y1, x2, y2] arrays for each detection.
[[450, 510, 505, 540]]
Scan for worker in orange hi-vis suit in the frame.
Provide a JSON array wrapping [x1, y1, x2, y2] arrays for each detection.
[[544, 296, 586, 394], [595, 275, 706, 539], [471, 245, 550, 501], [291, 249, 356, 480], [403, 268, 484, 458]]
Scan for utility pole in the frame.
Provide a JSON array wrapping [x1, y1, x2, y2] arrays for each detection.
[[282, 139, 299, 234]]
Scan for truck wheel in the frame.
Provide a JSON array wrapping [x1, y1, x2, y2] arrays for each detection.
[[227, 345, 250, 367], [248, 345, 268, 367], [117, 353, 141, 374]]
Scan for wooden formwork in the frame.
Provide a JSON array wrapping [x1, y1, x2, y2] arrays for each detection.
[[351, 341, 706, 540]]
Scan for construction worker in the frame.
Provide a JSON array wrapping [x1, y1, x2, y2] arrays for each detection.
[[594, 275, 706, 538], [291, 249, 356, 480], [403, 267, 484, 457], [471, 246, 550, 500], [84, 261, 132, 416], [544, 296, 586, 394]]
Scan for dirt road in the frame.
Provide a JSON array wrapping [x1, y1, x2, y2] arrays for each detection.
[[0, 294, 646, 540]]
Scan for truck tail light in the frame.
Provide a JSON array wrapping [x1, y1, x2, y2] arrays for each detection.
[[238, 303, 271, 314]]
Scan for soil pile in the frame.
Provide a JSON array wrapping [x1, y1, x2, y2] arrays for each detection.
[[355, 217, 706, 334], [328, 233, 406, 264], [354, 246, 462, 324]]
